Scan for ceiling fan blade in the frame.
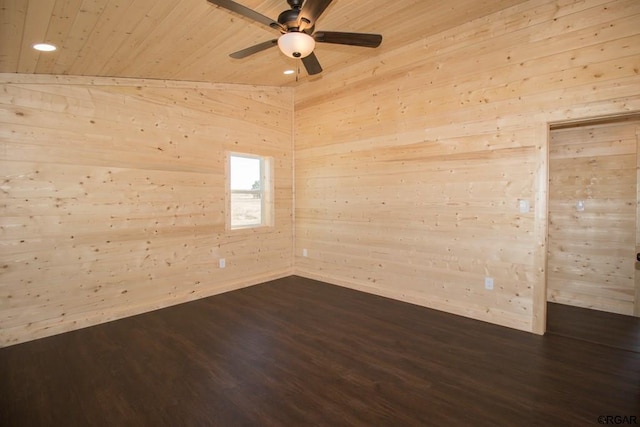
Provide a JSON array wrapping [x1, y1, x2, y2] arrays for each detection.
[[230, 39, 278, 59], [314, 31, 382, 48], [298, 0, 334, 31], [301, 52, 323, 75], [207, 0, 285, 32]]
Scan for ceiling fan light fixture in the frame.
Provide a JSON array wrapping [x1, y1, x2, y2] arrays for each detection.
[[277, 32, 315, 58]]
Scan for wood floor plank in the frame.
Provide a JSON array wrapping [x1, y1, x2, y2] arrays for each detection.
[[1, 276, 639, 426], [546, 301, 640, 352]]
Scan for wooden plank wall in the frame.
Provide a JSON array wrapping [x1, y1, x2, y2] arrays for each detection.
[[548, 120, 638, 316], [0, 75, 294, 346], [294, 0, 640, 333]]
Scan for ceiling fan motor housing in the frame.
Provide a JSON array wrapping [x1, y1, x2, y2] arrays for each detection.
[[278, 8, 300, 29], [279, 0, 312, 31]]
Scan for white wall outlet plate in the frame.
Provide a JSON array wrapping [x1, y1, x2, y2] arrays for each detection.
[[485, 277, 494, 290]]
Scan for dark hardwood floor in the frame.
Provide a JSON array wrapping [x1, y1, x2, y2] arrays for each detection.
[[547, 302, 640, 353], [1, 276, 639, 426]]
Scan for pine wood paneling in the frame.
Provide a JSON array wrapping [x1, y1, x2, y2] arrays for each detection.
[[294, 0, 640, 333], [1, 0, 640, 344], [0, 0, 525, 86], [0, 74, 294, 346], [548, 120, 638, 315]]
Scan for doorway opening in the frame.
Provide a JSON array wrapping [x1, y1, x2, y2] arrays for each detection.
[[545, 113, 640, 350]]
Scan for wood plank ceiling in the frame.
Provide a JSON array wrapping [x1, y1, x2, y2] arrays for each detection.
[[0, 0, 525, 87]]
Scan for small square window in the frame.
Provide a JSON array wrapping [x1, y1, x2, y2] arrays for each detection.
[[229, 153, 273, 229]]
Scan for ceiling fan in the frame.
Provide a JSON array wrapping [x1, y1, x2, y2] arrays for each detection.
[[207, 0, 383, 75]]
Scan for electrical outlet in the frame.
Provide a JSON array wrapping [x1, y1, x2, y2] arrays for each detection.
[[302, 248, 308, 257], [485, 277, 494, 290], [219, 258, 226, 268]]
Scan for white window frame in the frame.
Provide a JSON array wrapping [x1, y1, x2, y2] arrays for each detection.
[[227, 152, 274, 230]]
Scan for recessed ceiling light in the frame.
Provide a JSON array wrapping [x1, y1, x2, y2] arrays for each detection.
[[33, 43, 57, 52], [283, 69, 295, 75]]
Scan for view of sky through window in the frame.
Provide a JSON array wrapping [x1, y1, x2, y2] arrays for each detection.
[[230, 155, 260, 190]]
